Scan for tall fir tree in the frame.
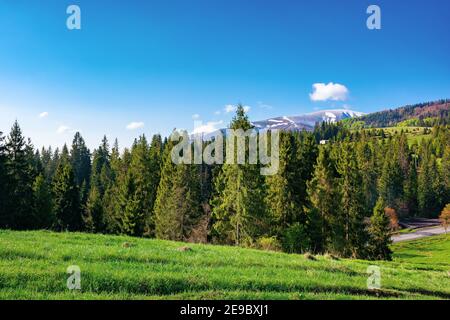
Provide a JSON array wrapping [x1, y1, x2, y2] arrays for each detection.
[[85, 136, 112, 232], [336, 142, 369, 258], [5, 121, 36, 229], [116, 136, 154, 236], [442, 146, 450, 205], [145, 134, 164, 236], [378, 142, 404, 211], [306, 146, 341, 254], [52, 147, 82, 231], [368, 197, 393, 260], [0, 131, 9, 228], [70, 132, 91, 203], [32, 174, 54, 228], [211, 105, 267, 246]]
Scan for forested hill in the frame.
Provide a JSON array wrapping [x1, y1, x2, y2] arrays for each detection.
[[345, 99, 450, 128]]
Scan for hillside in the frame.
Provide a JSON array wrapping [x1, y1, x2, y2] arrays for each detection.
[[345, 99, 450, 128], [0, 230, 449, 300]]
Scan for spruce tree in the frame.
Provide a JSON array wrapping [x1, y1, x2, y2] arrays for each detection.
[[265, 132, 297, 235], [102, 138, 122, 234], [114, 136, 155, 237], [145, 134, 164, 236], [52, 152, 82, 231], [336, 142, 368, 258], [154, 134, 203, 241], [5, 121, 36, 229], [32, 174, 54, 228], [0, 131, 9, 228], [442, 146, 450, 203], [91, 136, 112, 196], [84, 184, 104, 232], [306, 146, 341, 254], [70, 132, 91, 201], [378, 144, 404, 211], [418, 149, 442, 217], [211, 105, 266, 246], [356, 138, 378, 212], [368, 197, 392, 260], [404, 161, 418, 216]]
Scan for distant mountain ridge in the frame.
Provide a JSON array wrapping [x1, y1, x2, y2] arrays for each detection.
[[193, 99, 449, 139], [348, 99, 450, 128], [251, 109, 365, 132], [193, 109, 364, 140]]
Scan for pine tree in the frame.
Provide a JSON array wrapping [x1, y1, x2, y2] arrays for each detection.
[[32, 174, 54, 228], [336, 142, 369, 258], [84, 184, 104, 232], [265, 132, 298, 235], [441, 146, 450, 205], [91, 136, 112, 196], [418, 149, 442, 217], [70, 132, 91, 201], [145, 134, 164, 236], [368, 197, 392, 260], [356, 138, 378, 212], [154, 133, 203, 241], [102, 138, 122, 234], [211, 105, 266, 246], [52, 154, 82, 231], [378, 144, 404, 211], [404, 161, 418, 216], [0, 131, 10, 228], [114, 136, 155, 237], [5, 121, 36, 229], [306, 146, 341, 254]]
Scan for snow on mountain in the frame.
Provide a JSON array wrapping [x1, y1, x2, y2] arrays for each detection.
[[251, 109, 365, 132], [192, 109, 365, 140]]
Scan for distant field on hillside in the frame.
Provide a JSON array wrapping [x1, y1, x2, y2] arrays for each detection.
[[0, 230, 448, 300], [353, 126, 433, 145]]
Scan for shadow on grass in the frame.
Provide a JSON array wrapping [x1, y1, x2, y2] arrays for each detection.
[[390, 286, 450, 299]]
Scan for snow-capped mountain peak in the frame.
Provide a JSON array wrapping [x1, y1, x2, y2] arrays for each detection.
[[251, 109, 365, 132]]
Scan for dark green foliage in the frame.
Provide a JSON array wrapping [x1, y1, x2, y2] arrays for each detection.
[[32, 174, 54, 228], [0, 111, 448, 262], [0, 131, 9, 227], [211, 105, 267, 246], [281, 223, 311, 254], [52, 157, 82, 231], [368, 197, 393, 260], [70, 132, 91, 203], [154, 134, 203, 241], [336, 142, 369, 258], [5, 121, 36, 229], [306, 146, 341, 254]]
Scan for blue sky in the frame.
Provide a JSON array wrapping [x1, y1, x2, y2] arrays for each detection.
[[0, 0, 449, 150]]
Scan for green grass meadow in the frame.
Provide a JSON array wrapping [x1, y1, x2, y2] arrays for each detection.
[[0, 230, 449, 300]]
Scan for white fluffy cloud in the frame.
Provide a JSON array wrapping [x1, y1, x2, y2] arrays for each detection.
[[126, 122, 145, 130], [192, 114, 200, 120], [56, 125, 71, 134], [39, 111, 49, 118], [224, 104, 236, 113], [224, 104, 251, 113], [192, 120, 223, 135], [309, 83, 349, 101]]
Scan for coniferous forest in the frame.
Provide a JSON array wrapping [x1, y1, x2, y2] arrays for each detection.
[[1, 106, 449, 261]]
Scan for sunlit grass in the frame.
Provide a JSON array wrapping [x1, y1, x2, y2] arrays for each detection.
[[0, 230, 448, 300]]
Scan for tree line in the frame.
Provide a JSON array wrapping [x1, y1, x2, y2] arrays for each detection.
[[0, 106, 449, 260]]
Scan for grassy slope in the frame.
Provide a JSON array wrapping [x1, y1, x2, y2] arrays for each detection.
[[0, 230, 449, 300], [355, 127, 433, 145]]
